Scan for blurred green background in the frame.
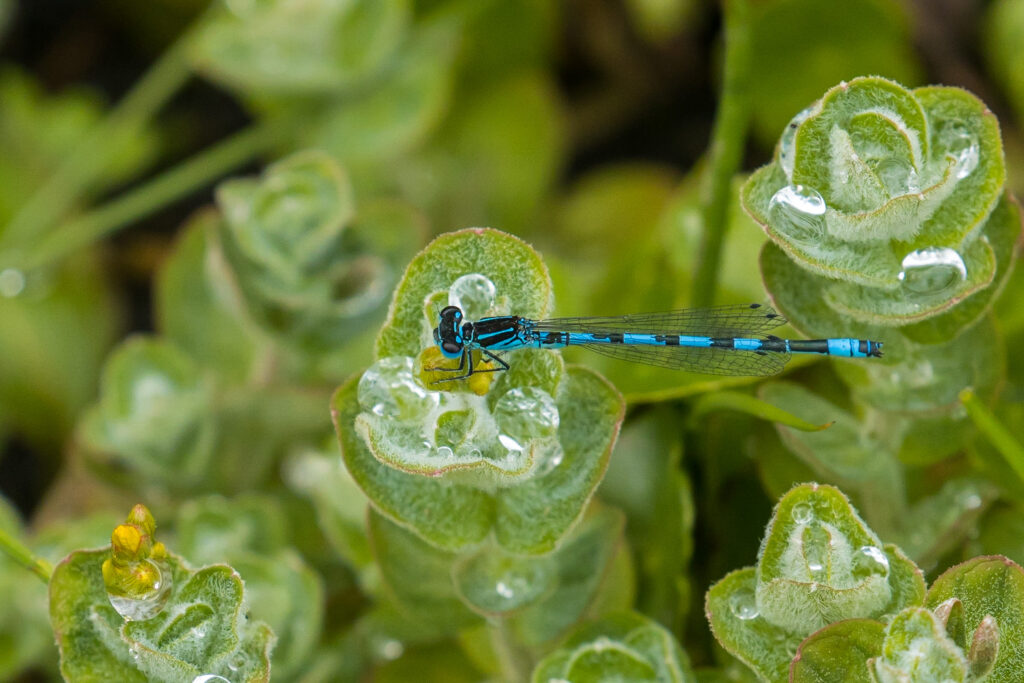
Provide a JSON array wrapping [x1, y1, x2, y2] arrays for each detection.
[[2, 0, 1024, 680]]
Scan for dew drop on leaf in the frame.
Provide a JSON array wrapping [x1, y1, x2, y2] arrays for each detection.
[[358, 356, 439, 419], [448, 273, 497, 320], [873, 158, 920, 196], [493, 387, 560, 443], [192, 675, 232, 683], [0, 268, 25, 298], [897, 247, 967, 295], [779, 106, 815, 179], [791, 502, 814, 525], [934, 120, 980, 179], [851, 545, 890, 580], [768, 185, 826, 242], [729, 588, 759, 621], [107, 559, 172, 621]]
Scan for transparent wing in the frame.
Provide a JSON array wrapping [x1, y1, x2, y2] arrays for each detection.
[[578, 342, 790, 377], [530, 304, 786, 337]]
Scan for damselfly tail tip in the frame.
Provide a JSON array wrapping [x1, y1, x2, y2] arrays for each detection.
[[870, 341, 884, 358]]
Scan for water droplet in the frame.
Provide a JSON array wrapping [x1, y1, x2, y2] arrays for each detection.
[[436, 445, 454, 459], [960, 492, 983, 510], [107, 560, 172, 621], [227, 653, 246, 672], [497, 433, 523, 454], [192, 676, 232, 683], [493, 387, 560, 443], [851, 545, 890, 580], [873, 158, 920, 196], [802, 524, 831, 580], [0, 268, 25, 298], [779, 106, 815, 179], [358, 357, 439, 419], [935, 120, 979, 179], [378, 639, 404, 660], [768, 185, 826, 242], [897, 247, 967, 295], [729, 588, 759, 620], [448, 273, 497, 320], [791, 502, 814, 525]]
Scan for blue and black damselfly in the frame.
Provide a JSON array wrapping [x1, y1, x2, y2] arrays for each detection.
[[430, 303, 882, 380]]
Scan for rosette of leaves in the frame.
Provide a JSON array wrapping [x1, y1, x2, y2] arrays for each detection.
[[174, 495, 323, 680], [76, 334, 327, 495], [215, 150, 425, 353], [76, 336, 217, 492], [531, 612, 696, 683], [744, 75, 1016, 334], [790, 556, 1024, 682], [706, 483, 925, 682], [49, 504, 274, 682], [332, 228, 624, 556]]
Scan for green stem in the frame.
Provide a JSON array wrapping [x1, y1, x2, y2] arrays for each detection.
[[22, 118, 292, 271], [691, 0, 753, 308], [490, 618, 531, 683], [960, 388, 1024, 484], [0, 24, 196, 251], [0, 525, 52, 584]]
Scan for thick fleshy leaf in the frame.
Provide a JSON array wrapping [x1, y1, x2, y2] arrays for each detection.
[[925, 555, 1024, 681], [76, 336, 217, 490], [705, 568, 803, 683], [744, 76, 1007, 335], [376, 229, 552, 359], [50, 549, 273, 682], [871, 607, 969, 682], [531, 612, 696, 683], [174, 495, 323, 679], [155, 209, 259, 383], [216, 150, 423, 352], [759, 382, 904, 532], [790, 618, 883, 683], [756, 484, 924, 635]]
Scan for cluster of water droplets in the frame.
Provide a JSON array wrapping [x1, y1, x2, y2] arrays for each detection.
[[788, 502, 889, 587], [107, 559, 173, 621], [357, 274, 564, 476]]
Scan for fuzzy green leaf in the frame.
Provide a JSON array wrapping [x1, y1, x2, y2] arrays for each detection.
[[744, 76, 1008, 333], [871, 607, 969, 682], [791, 618, 883, 683], [376, 228, 553, 358], [757, 484, 925, 635], [925, 555, 1024, 681], [705, 568, 802, 683], [50, 549, 273, 682], [531, 612, 696, 683]]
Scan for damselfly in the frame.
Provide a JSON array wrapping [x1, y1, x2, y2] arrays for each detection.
[[430, 303, 882, 380]]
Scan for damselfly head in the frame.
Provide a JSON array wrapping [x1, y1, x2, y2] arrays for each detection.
[[435, 306, 465, 358]]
